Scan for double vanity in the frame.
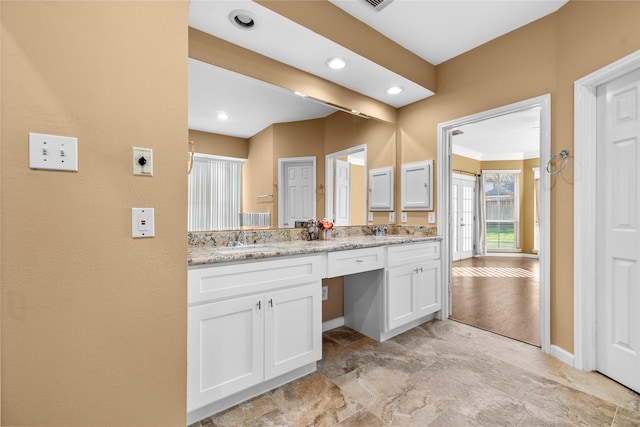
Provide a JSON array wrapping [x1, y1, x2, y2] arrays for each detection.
[[187, 231, 442, 424]]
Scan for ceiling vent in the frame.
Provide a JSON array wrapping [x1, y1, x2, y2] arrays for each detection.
[[361, 0, 394, 12]]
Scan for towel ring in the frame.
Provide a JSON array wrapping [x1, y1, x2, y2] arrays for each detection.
[[546, 149, 570, 174]]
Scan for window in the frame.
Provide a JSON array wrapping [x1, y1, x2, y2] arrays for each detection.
[[188, 154, 244, 231], [483, 170, 520, 250]]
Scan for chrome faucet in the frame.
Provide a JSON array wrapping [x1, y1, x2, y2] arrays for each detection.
[[374, 225, 389, 236], [236, 230, 247, 246]]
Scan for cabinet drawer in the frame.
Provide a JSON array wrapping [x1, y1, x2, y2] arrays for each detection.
[[387, 242, 440, 267], [188, 255, 321, 305], [327, 247, 384, 278]]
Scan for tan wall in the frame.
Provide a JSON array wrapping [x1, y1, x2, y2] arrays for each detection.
[[350, 164, 366, 225], [1, 2, 189, 426], [399, 1, 640, 353], [321, 277, 344, 322], [452, 154, 481, 176], [245, 126, 275, 224], [189, 129, 249, 159]]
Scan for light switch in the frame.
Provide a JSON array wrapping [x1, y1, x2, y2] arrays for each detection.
[[133, 147, 153, 176], [29, 132, 78, 171], [132, 208, 154, 238], [368, 212, 373, 222], [388, 212, 396, 223], [428, 212, 436, 224], [401, 212, 408, 223]]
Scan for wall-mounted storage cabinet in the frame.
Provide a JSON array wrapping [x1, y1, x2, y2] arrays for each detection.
[[401, 160, 433, 211], [369, 166, 394, 211]]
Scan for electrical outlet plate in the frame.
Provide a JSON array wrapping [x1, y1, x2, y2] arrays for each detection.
[[368, 212, 374, 222], [132, 208, 155, 238], [29, 132, 78, 171], [388, 212, 396, 223], [133, 147, 153, 176], [401, 212, 408, 223], [428, 212, 436, 224]]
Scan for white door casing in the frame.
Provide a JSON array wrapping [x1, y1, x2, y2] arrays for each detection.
[[334, 159, 351, 226], [595, 68, 640, 392], [438, 94, 551, 352], [278, 157, 315, 228], [575, 50, 640, 372]]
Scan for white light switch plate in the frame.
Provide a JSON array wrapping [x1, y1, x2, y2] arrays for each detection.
[[29, 132, 78, 171], [401, 212, 408, 223], [368, 212, 373, 222], [132, 208, 155, 238], [388, 212, 396, 223], [133, 147, 153, 176], [428, 212, 436, 224]]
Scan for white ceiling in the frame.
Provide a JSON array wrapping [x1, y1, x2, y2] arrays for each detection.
[[188, 0, 566, 143], [452, 107, 541, 161]]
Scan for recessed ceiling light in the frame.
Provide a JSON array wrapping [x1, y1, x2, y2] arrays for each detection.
[[229, 10, 256, 29], [217, 112, 228, 121], [386, 86, 404, 95], [326, 57, 346, 70]]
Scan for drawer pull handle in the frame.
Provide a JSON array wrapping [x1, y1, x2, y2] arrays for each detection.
[[257, 301, 261, 310], [268, 299, 273, 308], [356, 259, 364, 263]]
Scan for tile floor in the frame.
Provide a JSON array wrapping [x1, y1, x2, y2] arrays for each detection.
[[190, 320, 640, 426]]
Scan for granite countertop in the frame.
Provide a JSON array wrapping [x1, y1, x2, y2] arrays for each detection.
[[188, 235, 442, 266]]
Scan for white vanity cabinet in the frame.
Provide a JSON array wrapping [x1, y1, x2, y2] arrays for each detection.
[[386, 242, 441, 331], [187, 255, 322, 422]]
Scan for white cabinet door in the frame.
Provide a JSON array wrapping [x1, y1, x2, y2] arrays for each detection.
[[416, 260, 441, 317], [369, 166, 394, 211], [187, 295, 264, 412], [386, 265, 417, 330], [401, 160, 433, 211], [265, 284, 321, 379]]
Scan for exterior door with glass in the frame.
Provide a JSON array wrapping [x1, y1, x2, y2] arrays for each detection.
[[452, 174, 476, 261]]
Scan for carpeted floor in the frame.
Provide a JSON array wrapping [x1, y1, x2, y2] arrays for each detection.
[[450, 256, 540, 346]]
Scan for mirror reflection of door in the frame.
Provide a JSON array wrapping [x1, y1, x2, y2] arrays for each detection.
[[452, 174, 476, 261], [279, 157, 315, 228], [334, 159, 350, 226]]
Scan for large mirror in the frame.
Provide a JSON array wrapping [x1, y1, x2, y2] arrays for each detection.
[[188, 58, 396, 232]]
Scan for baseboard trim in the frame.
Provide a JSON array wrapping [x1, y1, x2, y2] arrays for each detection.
[[322, 316, 345, 332], [550, 344, 575, 367]]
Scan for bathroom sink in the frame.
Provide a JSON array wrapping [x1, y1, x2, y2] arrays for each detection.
[[217, 245, 272, 254]]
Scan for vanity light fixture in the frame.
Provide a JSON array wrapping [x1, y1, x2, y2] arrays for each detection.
[[229, 10, 256, 29], [326, 57, 346, 70], [386, 85, 404, 95], [217, 112, 228, 121]]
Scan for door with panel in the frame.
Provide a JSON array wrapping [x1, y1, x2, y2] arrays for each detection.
[[280, 159, 314, 228], [596, 68, 640, 393]]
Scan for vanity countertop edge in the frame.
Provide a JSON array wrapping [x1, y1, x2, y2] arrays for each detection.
[[188, 235, 443, 267]]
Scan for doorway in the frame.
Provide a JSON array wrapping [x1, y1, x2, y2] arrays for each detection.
[[451, 174, 476, 262], [437, 94, 551, 353], [278, 156, 316, 228], [574, 50, 640, 391]]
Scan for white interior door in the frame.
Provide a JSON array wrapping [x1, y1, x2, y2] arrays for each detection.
[[280, 159, 314, 228], [596, 68, 640, 393], [334, 159, 350, 226], [452, 175, 476, 262]]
